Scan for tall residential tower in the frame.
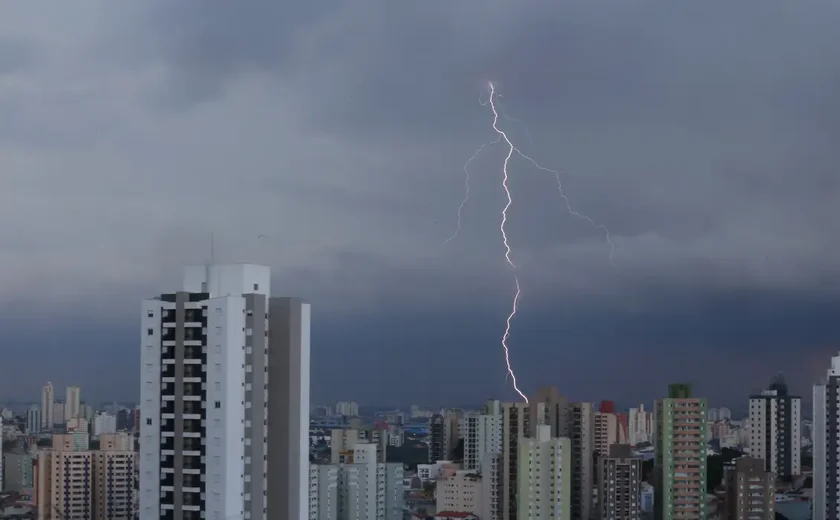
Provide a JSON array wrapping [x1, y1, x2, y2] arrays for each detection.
[[139, 264, 310, 520], [654, 384, 708, 520], [749, 375, 801, 480]]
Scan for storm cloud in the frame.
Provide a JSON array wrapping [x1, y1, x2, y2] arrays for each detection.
[[1, 0, 839, 409]]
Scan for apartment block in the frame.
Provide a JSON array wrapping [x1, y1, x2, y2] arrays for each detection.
[[722, 457, 774, 520], [463, 405, 501, 472], [748, 375, 801, 479], [139, 264, 311, 520], [597, 444, 642, 520], [517, 424, 571, 519], [436, 471, 482, 515], [654, 384, 708, 520], [812, 352, 840, 520], [309, 444, 404, 520]]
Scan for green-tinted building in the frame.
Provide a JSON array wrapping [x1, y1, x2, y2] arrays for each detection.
[[654, 383, 708, 520]]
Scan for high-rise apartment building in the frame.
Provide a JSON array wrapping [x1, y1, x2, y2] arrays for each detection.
[[813, 352, 840, 520], [527, 387, 594, 520], [628, 404, 653, 446], [463, 401, 502, 471], [444, 409, 465, 460], [569, 402, 595, 520], [36, 433, 136, 520], [139, 264, 311, 520], [65, 385, 82, 422], [95, 433, 138, 520], [748, 375, 801, 479], [309, 444, 404, 520], [480, 453, 503, 520], [597, 444, 642, 520], [594, 411, 619, 456], [501, 401, 540, 520], [53, 402, 65, 425], [335, 401, 359, 417], [517, 424, 571, 519], [27, 406, 42, 434], [429, 414, 446, 463], [41, 383, 54, 430], [722, 457, 774, 520], [654, 384, 708, 520]]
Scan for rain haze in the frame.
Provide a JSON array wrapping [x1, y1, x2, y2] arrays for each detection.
[[1, 0, 839, 409]]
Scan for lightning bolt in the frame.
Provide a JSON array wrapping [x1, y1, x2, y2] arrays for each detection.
[[443, 136, 502, 245], [489, 82, 529, 403], [485, 81, 614, 403]]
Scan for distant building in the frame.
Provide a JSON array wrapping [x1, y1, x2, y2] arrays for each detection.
[[26, 406, 41, 435], [429, 414, 445, 463], [40, 383, 54, 430]]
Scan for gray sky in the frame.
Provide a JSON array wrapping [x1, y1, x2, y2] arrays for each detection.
[[1, 0, 839, 409]]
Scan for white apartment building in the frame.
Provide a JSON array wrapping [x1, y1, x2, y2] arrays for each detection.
[[308, 465, 339, 520], [517, 424, 571, 520], [53, 402, 65, 425], [41, 383, 54, 430], [463, 410, 501, 472], [139, 264, 311, 520], [92, 412, 118, 436], [436, 471, 482, 515], [309, 444, 404, 520], [480, 453, 502, 520], [627, 405, 653, 446], [65, 386, 82, 422], [27, 406, 41, 434], [335, 402, 359, 417], [813, 352, 840, 520], [749, 375, 801, 479]]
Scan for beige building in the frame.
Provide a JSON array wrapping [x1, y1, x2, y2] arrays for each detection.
[[436, 471, 482, 515], [723, 458, 774, 520], [517, 425, 571, 520], [594, 411, 619, 457], [36, 433, 136, 520]]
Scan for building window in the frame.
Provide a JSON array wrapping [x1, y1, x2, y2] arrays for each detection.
[[253, 284, 259, 290], [146, 419, 152, 425], [215, 401, 221, 409], [147, 328, 154, 336], [147, 311, 154, 318]]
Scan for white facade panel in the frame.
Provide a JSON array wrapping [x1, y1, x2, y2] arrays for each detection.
[[206, 296, 247, 520], [139, 299, 163, 520]]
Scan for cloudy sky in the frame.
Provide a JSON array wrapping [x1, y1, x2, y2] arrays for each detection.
[[1, 0, 839, 410]]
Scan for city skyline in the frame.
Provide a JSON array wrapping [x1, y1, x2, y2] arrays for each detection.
[[3, 0, 840, 408]]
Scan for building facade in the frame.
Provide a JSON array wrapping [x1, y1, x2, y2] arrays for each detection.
[[813, 352, 840, 520], [139, 264, 310, 520], [748, 375, 801, 479], [597, 444, 642, 520], [517, 424, 571, 519], [654, 384, 708, 520], [41, 383, 54, 430], [722, 457, 774, 520]]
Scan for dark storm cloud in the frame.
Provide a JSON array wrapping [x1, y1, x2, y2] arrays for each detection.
[[1, 0, 840, 406]]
